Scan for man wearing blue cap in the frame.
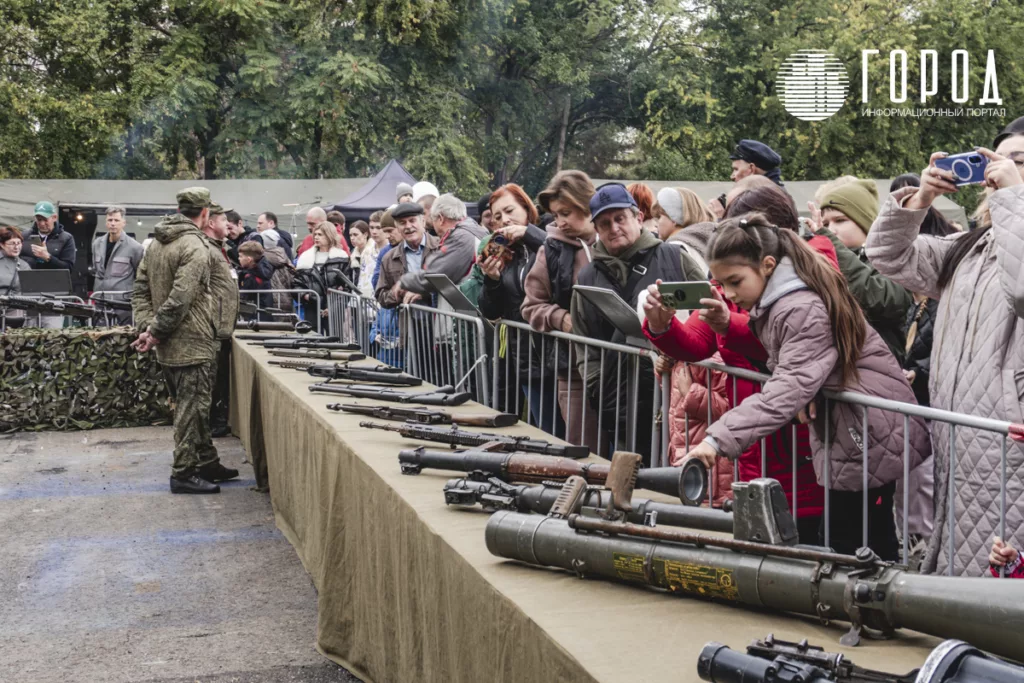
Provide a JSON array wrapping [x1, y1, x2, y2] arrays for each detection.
[[569, 183, 705, 465], [728, 139, 784, 185]]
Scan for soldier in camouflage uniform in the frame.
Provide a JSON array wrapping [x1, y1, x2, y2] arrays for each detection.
[[204, 203, 240, 438], [131, 188, 238, 494]]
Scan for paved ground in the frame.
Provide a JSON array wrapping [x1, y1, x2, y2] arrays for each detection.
[[0, 427, 359, 683]]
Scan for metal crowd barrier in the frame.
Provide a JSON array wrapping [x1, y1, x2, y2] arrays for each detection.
[[323, 291, 1016, 576], [326, 288, 379, 355], [239, 288, 322, 335]]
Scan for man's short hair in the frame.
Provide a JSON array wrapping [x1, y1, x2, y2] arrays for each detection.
[[369, 210, 384, 224], [431, 193, 467, 222], [262, 211, 278, 226], [225, 209, 242, 224], [105, 206, 127, 219], [239, 241, 264, 259], [326, 210, 346, 227], [307, 207, 327, 222], [181, 206, 204, 219]]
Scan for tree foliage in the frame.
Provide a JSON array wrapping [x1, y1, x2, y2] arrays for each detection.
[[2, 0, 1022, 205]]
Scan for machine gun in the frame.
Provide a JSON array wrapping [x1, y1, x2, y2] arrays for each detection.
[[89, 296, 133, 312], [309, 383, 472, 407], [258, 338, 359, 351], [267, 348, 367, 362], [697, 635, 1024, 683], [330, 403, 518, 428], [362, 421, 589, 458], [398, 447, 706, 505], [484, 471, 1024, 660], [236, 333, 338, 342], [441, 476, 734, 533], [270, 360, 422, 387], [0, 295, 99, 320]]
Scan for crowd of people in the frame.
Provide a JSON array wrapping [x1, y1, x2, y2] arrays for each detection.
[[3, 119, 1023, 580]]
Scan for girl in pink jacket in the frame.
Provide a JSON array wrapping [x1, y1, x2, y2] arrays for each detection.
[[645, 213, 928, 560]]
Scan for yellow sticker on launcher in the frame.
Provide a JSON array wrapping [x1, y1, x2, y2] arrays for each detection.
[[612, 553, 647, 582], [653, 559, 739, 601]]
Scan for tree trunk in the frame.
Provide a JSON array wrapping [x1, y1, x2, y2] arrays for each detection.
[[555, 93, 571, 173]]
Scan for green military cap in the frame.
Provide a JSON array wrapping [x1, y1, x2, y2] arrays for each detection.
[[209, 201, 232, 215], [177, 187, 212, 211]]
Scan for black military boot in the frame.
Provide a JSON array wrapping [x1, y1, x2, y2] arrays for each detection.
[[170, 472, 220, 494], [198, 461, 240, 483]]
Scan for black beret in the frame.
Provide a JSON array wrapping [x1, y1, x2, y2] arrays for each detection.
[[729, 140, 782, 170]]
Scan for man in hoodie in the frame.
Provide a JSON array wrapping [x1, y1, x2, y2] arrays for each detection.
[[237, 241, 276, 318], [202, 202, 240, 439], [398, 194, 487, 297], [132, 187, 235, 495], [91, 206, 144, 323], [225, 210, 259, 269], [569, 183, 704, 464]]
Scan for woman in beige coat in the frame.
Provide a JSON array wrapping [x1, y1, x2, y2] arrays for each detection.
[[865, 132, 1024, 576]]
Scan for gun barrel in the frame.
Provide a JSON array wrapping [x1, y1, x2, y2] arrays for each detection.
[[484, 512, 1024, 661], [262, 340, 361, 350], [448, 479, 734, 533]]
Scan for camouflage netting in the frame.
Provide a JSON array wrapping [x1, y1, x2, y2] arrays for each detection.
[[0, 327, 172, 432]]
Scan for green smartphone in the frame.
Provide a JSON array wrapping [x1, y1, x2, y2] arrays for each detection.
[[657, 281, 713, 308]]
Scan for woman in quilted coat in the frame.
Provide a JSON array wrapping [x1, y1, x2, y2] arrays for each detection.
[[647, 214, 928, 560], [865, 130, 1024, 576]]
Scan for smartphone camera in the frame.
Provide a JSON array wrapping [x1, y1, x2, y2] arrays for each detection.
[[951, 156, 982, 182], [669, 290, 688, 305], [492, 235, 508, 246]]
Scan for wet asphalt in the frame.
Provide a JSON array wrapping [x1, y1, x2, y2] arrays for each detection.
[[0, 427, 359, 683]]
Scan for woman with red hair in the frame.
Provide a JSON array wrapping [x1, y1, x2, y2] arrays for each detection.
[[627, 182, 659, 234], [478, 184, 557, 434]]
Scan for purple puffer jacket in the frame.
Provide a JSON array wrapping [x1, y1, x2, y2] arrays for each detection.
[[706, 258, 929, 491]]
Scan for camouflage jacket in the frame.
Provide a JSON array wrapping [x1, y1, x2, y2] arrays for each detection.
[[204, 234, 240, 340], [132, 214, 217, 366]]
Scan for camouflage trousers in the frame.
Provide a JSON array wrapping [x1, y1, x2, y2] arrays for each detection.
[[162, 361, 219, 477]]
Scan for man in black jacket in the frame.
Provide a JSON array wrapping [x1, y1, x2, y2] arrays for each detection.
[[20, 201, 77, 272], [224, 210, 260, 269], [20, 201, 78, 328]]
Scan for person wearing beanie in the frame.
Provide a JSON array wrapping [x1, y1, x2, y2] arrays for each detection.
[[396, 183, 414, 203], [814, 177, 913, 361], [819, 179, 879, 250]]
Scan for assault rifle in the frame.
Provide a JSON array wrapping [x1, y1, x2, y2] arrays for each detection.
[[362, 421, 589, 458], [236, 334, 338, 342], [89, 296, 133, 312], [267, 348, 367, 362], [270, 360, 422, 387], [331, 403, 517, 427], [697, 635, 1024, 683], [309, 383, 472, 407], [0, 295, 99, 320], [236, 318, 312, 333], [398, 447, 701, 504], [442, 476, 734, 533], [259, 339, 360, 351]]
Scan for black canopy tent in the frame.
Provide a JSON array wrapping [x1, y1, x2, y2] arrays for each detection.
[[328, 159, 417, 223]]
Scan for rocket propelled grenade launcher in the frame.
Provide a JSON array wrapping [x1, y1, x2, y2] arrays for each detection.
[[484, 476, 1024, 661], [330, 403, 518, 428], [398, 447, 704, 504], [364, 421, 589, 458], [309, 383, 473, 406]]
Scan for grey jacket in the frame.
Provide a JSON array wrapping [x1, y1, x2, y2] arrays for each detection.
[[0, 253, 29, 296], [400, 218, 488, 294], [705, 257, 929, 493], [92, 233, 144, 294], [865, 185, 1024, 576]]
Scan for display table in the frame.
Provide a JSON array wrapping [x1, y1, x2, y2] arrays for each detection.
[[230, 338, 940, 683]]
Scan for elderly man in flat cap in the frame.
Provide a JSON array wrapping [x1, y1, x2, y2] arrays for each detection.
[[132, 187, 239, 495], [708, 139, 785, 218]]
